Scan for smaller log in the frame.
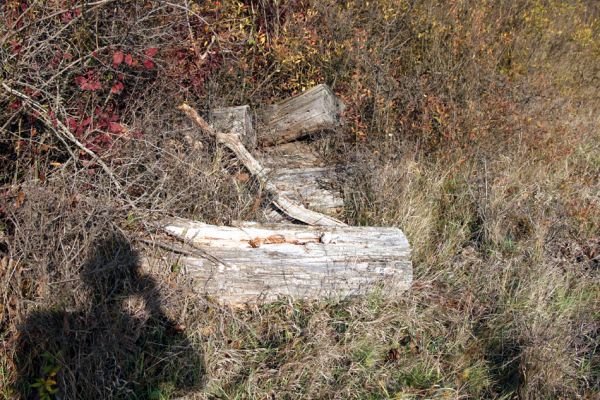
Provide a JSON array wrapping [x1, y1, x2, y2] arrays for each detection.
[[259, 141, 344, 221], [209, 105, 256, 148], [269, 167, 344, 213], [260, 141, 322, 169], [148, 219, 412, 304], [258, 84, 345, 146]]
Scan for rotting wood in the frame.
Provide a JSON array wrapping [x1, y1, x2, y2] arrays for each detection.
[[257, 84, 345, 146], [178, 103, 346, 226], [257, 140, 344, 222], [209, 105, 256, 148], [147, 219, 412, 304], [259, 141, 323, 169], [164, 88, 412, 305], [268, 167, 344, 213]]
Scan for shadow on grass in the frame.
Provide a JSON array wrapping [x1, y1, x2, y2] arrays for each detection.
[[13, 233, 204, 399]]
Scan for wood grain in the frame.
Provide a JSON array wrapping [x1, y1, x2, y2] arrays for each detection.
[[258, 84, 345, 146], [209, 105, 256, 148]]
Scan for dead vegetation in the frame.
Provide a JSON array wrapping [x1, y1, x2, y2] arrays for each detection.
[[1, 0, 599, 399]]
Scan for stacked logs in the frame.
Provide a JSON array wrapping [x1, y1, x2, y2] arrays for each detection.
[[145, 85, 412, 304]]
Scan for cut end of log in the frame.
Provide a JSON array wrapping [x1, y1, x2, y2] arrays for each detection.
[[257, 84, 345, 147], [210, 105, 256, 148]]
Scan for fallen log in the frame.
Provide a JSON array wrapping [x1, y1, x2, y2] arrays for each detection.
[[268, 167, 344, 212], [257, 84, 345, 146], [148, 219, 412, 303], [258, 141, 345, 219]]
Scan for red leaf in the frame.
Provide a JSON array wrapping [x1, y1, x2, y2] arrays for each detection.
[[67, 117, 78, 131], [90, 81, 102, 90], [75, 75, 86, 87], [98, 133, 113, 143], [85, 142, 101, 152], [113, 51, 124, 67], [81, 117, 92, 127], [10, 40, 22, 54], [8, 100, 22, 110], [144, 47, 158, 58], [75, 75, 102, 91], [142, 59, 154, 70], [110, 82, 124, 94], [108, 122, 123, 133], [61, 11, 72, 23], [132, 130, 144, 139], [124, 53, 133, 66], [48, 111, 58, 127]]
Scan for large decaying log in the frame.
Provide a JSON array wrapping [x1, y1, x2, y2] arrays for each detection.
[[152, 219, 412, 303], [179, 103, 345, 226], [257, 84, 345, 146]]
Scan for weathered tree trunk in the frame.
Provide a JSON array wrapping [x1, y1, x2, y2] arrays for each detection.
[[267, 167, 344, 212], [258, 141, 345, 221], [257, 84, 345, 146], [260, 141, 323, 169], [148, 219, 412, 304]]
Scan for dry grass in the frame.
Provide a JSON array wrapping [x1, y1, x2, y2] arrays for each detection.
[[1, 0, 599, 399]]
